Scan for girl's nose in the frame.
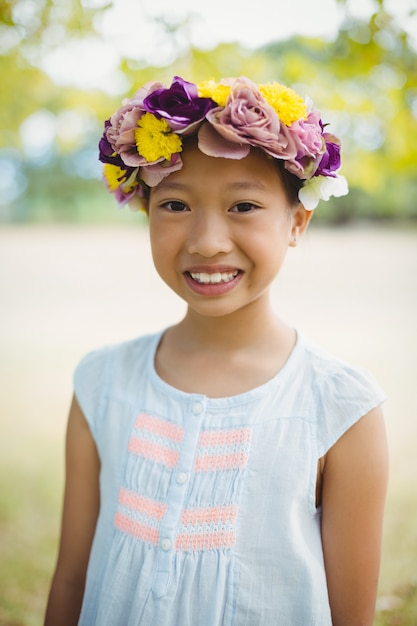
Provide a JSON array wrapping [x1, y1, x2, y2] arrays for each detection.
[[187, 211, 233, 258]]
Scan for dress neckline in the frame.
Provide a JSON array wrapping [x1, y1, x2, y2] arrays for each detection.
[[146, 328, 303, 407]]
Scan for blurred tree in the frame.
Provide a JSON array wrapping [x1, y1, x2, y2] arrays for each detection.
[[259, 2, 417, 221], [0, 0, 109, 141]]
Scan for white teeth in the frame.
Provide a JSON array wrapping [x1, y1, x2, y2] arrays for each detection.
[[189, 270, 238, 284]]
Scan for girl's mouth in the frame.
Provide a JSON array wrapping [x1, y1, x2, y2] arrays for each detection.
[[188, 270, 239, 285], [183, 269, 242, 296]]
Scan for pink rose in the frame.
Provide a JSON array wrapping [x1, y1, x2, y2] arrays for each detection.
[[284, 111, 325, 179], [199, 77, 297, 161], [140, 154, 184, 187], [106, 81, 165, 167]]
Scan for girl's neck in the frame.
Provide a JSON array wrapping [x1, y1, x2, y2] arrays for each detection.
[[154, 298, 297, 397], [177, 297, 289, 352]]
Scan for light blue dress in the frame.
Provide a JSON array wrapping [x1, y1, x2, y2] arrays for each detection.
[[74, 330, 385, 625]]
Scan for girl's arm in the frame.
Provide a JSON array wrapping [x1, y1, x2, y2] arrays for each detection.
[[44, 395, 100, 626], [321, 405, 389, 626]]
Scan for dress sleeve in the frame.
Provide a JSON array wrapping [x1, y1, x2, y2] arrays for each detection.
[[314, 363, 387, 457], [73, 346, 112, 442]]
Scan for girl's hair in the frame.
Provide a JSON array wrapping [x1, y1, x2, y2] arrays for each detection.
[[99, 75, 348, 212], [274, 160, 304, 207]]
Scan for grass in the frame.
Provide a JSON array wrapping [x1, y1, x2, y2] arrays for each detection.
[[0, 452, 62, 626], [375, 585, 417, 626], [375, 483, 417, 625]]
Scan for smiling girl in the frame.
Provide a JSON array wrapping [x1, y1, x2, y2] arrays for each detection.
[[45, 76, 388, 626]]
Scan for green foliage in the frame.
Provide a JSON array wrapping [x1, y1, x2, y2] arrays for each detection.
[[1, 0, 416, 222]]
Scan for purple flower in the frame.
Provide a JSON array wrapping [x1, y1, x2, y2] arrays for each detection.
[[200, 77, 297, 160], [113, 184, 139, 206], [99, 120, 126, 168], [143, 76, 215, 132], [315, 134, 341, 177]]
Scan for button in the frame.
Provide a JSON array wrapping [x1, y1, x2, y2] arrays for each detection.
[[161, 538, 172, 551], [176, 472, 188, 485], [192, 401, 204, 415]]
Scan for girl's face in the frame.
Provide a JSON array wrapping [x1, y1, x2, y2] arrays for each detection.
[[147, 143, 310, 321]]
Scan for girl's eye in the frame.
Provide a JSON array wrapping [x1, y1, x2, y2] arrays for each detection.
[[163, 200, 188, 212], [231, 202, 259, 213]]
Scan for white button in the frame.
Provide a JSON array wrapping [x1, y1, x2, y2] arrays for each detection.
[[161, 538, 172, 551], [176, 472, 188, 485], [192, 401, 204, 415]]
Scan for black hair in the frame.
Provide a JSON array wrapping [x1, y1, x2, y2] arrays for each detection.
[[273, 159, 304, 208]]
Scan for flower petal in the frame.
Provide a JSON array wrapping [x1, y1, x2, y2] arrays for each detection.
[[198, 123, 250, 159], [299, 175, 349, 210], [140, 155, 184, 187], [143, 76, 215, 131]]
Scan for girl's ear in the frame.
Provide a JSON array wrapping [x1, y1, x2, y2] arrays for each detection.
[[289, 203, 313, 247]]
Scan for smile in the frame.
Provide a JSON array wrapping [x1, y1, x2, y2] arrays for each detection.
[[188, 271, 239, 284]]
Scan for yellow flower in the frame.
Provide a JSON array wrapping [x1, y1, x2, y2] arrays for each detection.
[[259, 82, 307, 126], [197, 79, 231, 107], [103, 164, 137, 193], [103, 163, 126, 191], [135, 112, 182, 162]]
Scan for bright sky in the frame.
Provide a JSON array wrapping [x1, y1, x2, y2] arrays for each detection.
[[40, 0, 417, 92], [105, 0, 344, 54]]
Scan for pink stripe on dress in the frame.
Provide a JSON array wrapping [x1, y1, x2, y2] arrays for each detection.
[[175, 530, 236, 552], [115, 512, 160, 545], [194, 427, 253, 472], [128, 437, 180, 468], [128, 413, 184, 468], [115, 488, 167, 545], [176, 504, 238, 552], [134, 413, 184, 442], [118, 487, 167, 519]]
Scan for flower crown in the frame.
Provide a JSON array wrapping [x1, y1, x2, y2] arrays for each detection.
[[99, 75, 348, 211]]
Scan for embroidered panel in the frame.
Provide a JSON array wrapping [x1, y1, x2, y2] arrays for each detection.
[[194, 427, 252, 472], [115, 487, 167, 545], [128, 413, 184, 468], [175, 504, 238, 551], [115, 417, 253, 552]]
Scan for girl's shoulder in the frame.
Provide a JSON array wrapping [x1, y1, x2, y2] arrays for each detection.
[[72, 331, 162, 436], [300, 335, 382, 392], [294, 334, 386, 456], [75, 331, 161, 374], [74, 333, 154, 382]]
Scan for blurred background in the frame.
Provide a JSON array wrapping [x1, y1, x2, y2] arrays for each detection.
[[1, 0, 416, 623]]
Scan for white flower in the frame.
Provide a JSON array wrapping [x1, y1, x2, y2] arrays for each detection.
[[299, 175, 349, 211]]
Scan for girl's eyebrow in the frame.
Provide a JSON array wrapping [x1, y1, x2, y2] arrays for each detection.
[[153, 181, 190, 193], [228, 181, 268, 191], [153, 180, 268, 194]]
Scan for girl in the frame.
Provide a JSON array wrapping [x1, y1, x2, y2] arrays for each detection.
[[45, 76, 388, 626]]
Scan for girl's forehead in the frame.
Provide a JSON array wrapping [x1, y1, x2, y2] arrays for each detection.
[[171, 143, 280, 183], [150, 148, 286, 203]]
